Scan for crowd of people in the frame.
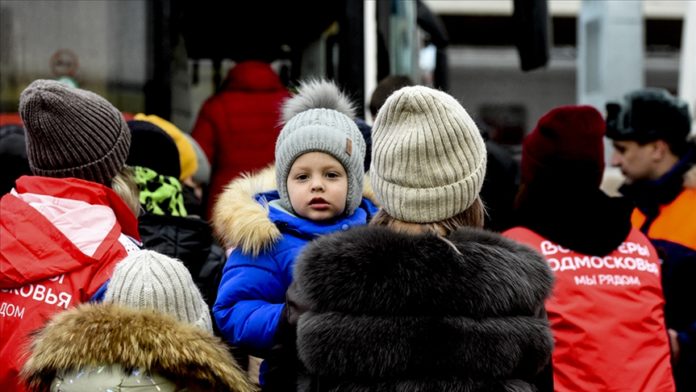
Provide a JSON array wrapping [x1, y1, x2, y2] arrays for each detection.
[[1, 60, 695, 392]]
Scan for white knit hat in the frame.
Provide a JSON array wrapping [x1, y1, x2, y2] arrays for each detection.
[[371, 86, 487, 223], [104, 250, 213, 332]]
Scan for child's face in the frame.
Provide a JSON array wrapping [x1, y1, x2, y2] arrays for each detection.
[[287, 152, 348, 221]]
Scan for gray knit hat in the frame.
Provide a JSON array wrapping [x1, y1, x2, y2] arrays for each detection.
[[276, 80, 365, 215], [371, 86, 487, 223], [104, 250, 213, 332], [19, 79, 131, 185]]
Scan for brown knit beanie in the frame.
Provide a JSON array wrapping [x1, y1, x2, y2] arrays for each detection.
[[371, 86, 487, 223], [19, 79, 131, 185]]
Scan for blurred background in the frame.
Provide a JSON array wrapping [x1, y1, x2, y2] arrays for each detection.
[[1, 0, 694, 159]]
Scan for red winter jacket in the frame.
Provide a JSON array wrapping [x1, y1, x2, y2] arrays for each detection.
[[504, 227, 675, 392], [191, 61, 290, 218], [0, 176, 140, 392]]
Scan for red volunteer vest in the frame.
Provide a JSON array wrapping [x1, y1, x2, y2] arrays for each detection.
[[504, 227, 675, 392]]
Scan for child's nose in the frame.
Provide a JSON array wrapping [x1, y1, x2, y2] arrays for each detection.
[[311, 180, 325, 191]]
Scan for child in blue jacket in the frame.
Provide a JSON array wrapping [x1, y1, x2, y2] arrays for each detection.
[[212, 80, 377, 390]]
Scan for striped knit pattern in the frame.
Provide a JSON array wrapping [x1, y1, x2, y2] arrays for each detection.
[[104, 250, 213, 332], [371, 86, 487, 223], [19, 79, 130, 185]]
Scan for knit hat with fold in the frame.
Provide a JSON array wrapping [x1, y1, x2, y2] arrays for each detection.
[[104, 250, 213, 332], [371, 86, 487, 223], [522, 105, 606, 188], [275, 80, 365, 216], [19, 79, 130, 185]]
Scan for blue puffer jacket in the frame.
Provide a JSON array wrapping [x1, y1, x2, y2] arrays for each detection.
[[211, 167, 377, 355]]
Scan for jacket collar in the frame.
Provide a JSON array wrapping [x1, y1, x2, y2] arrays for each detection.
[[212, 165, 378, 256], [620, 147, 696, 218], [515, 186, 633, 256], [13, 175, 139, 239]]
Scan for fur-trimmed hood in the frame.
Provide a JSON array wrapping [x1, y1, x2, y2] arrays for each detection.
[[292, 226, 554, 390], [212, 165, 377, 255], [21, 303, 255, 392]]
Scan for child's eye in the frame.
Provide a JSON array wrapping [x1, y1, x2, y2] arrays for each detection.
[[295, 174, 309, 181], [326, 172, 341, 179]]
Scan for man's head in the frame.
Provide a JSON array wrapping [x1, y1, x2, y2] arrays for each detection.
[[606, 88, 692, 182]]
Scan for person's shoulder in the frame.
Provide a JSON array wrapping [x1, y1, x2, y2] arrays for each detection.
[[294, 225, 553, 317], [666, 186, 696, 215], [213, 167, 281, 254]]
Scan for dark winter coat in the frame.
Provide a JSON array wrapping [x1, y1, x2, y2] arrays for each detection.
[[620, 150, 696, 392], [139, 212, 225, 307], [289, 225, 555, 391]]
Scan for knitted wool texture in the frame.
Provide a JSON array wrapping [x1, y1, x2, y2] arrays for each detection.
[[275, 80, 365, 215], [522, 105, 606, 188], [104, 250, 213, 332], [19, 79, 131, 185], [371, 86, 487, 223]]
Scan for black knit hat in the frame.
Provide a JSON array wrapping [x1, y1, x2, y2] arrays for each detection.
[[126, 120, 181, 179], [19, 79, 131, 185], [606, 87, 691, 144]]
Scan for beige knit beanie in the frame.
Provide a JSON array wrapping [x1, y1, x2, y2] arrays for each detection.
[[104, 250, 213, 332], [19, 79, 131, 185], [371, 86, 487, 223]]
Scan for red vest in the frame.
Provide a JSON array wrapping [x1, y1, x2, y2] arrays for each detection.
[[504, 227, 675, 392]]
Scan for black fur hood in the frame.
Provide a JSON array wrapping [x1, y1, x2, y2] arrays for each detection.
[[292, 226, 554, 391]]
